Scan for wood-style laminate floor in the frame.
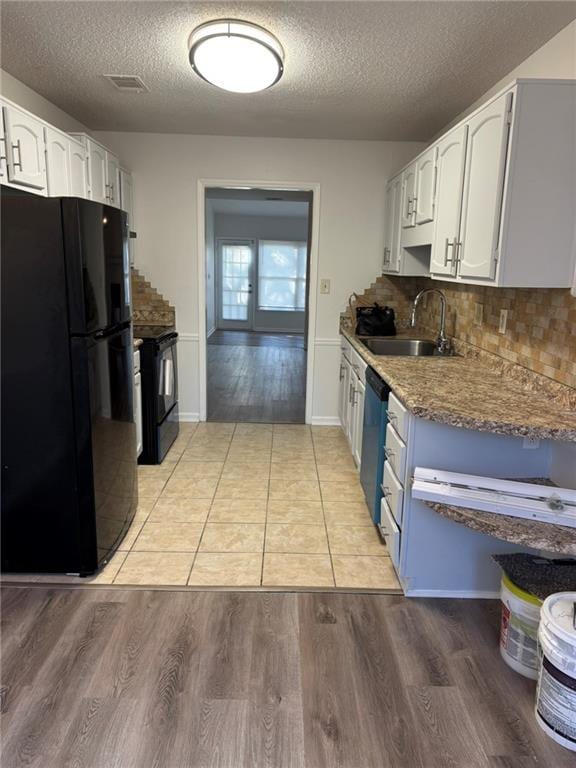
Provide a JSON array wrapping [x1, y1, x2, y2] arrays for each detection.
[[1, 587, 571, 768], [207, 331, 306, 423]]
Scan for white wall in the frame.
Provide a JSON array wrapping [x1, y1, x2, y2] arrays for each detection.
[[0, 68, 87, 132], [214, 213, 309, 334], [205, 200, 216, 336], [93, 131, 422, 421]]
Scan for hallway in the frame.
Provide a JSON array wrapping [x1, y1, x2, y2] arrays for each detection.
[[207, 331, 306, 423]]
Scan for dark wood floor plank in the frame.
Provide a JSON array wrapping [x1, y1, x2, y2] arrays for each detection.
[[2, 587, 574, 768], [207, 332, 306, 423]]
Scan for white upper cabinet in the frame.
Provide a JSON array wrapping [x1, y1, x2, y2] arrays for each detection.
[[86, 138, 108, 204], [45, 127, 71, 196], [106, 153, 120, 207], [2, 103, 46, 191], [68, 139, 88, 197], [414, 146, 437, 225], [0, 105, 7, 182], [383, 175, 402, 273], [457, 92, 512, 281], [430, 125, 468, 277], [400, 163, 416, 228]]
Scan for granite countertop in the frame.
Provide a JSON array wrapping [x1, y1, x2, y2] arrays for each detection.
[[341, 329, 576, 442], [425, 500, 576, 555]]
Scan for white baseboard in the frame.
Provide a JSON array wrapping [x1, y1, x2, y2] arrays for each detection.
[[310, 416, 342, 426], [405, 589, 500, 599], [179, 412, 201, 422]]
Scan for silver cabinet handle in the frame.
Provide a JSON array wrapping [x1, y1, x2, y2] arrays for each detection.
[[382, 486, 392, 498], [339, 364, 345, 381], [0, 137, 6, 177], [11, 139, 23, 171], [383, 247, 390, 265], [384, 447, 395, 459], [406, 198, 412, 216], [349, 383, 354, 403], [412, 196, 417, 217], [387, 411, 397, 422], [444, 237, 453, 266]]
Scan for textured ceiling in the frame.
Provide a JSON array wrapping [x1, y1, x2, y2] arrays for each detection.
[[1, 1, 575, 140]]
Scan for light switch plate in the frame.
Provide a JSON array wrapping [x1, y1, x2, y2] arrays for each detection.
[[320, 279, 331, 294], [474, 303, 483, 326], [498, 309, 508, 334]]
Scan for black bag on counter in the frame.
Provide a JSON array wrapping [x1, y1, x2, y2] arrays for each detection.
[[355, 304, 396, 336]]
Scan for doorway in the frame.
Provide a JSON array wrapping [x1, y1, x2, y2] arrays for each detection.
[[204, 187, 313, 423]]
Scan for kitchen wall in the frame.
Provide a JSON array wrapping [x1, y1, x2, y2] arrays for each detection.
[[214, 212, 309, 334], [0, 68, 87, 132], [93, 131, 423, 421], [353, 276, 576, 389]]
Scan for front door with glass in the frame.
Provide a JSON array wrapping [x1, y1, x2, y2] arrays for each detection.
[[217, 239, 255, 329]]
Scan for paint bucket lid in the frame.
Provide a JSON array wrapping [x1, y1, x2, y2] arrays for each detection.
[[540, 592, 576, 648]]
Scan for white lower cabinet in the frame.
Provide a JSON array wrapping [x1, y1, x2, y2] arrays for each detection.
[[338, 338, 367, 468]]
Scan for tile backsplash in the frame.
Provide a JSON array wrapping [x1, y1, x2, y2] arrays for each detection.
[[351, 276, 576, 389]]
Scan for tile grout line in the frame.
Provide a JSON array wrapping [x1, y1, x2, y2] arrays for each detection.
[[259, 424, 276, 586], [113, 423, 197, 583], [185, 423, 236, 585], [313, 430, 338, 588]]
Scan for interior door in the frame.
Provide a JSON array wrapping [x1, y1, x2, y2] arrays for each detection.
[[217, 239, 255, 330], [458, 92, 513, 281], [430, 124, 468, 277]]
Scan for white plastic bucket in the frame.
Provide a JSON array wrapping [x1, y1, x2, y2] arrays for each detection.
[[536, 592, 576, 752], [500, 575, 542, 679]]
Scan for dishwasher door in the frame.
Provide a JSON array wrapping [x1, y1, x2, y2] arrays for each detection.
[[359, 367, 390, 523]]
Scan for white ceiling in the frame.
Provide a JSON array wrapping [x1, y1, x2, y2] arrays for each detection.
[[210, 198, 309, 217], [1, 1, 575, 140]]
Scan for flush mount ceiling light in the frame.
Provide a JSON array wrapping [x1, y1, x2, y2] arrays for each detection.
[[188, 20, 284, 93]]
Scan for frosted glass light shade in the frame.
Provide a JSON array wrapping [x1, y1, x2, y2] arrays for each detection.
[[189, 20, 284, 93]]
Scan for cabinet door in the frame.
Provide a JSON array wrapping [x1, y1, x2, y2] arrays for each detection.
[[0, 106, 8, 182], [106, 154, 120, 207], [401, 163, 416, 228], [383, 176, 402, 273], [134, 371, 143, 457], [338, 353, 348, 426], [3, 104, 46, 190], [430, 125, 468, 277], [347, 369, 358, 447], [87, 140, 108, 203], [69, 140, 88, 198], [352, 379, 365, 467], [45, 127, 70, 196], [415, 146, 437, 224], [342, 359, 353, 442], [458, 92, 513, 281]]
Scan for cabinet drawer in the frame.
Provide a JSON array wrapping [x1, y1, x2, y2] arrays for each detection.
[[379, 499, 400, 568], [382, 460, 404, 528], [385, 423, 407, 481], [387, 392, 409, 441]]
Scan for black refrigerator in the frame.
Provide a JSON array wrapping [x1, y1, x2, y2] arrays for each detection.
[[1, 187, 138, 575]]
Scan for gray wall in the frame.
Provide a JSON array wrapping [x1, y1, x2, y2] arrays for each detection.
[[214, 213, 309, 333]]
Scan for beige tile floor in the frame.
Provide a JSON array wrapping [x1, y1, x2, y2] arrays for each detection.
[[7, 423, 401, 591]]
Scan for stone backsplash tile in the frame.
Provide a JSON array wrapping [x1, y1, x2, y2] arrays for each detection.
[[131, 268, 176, 328], [350, 276, 576, 390]]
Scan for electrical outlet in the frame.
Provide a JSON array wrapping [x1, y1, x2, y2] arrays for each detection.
[[320, 279, 331, 294], [523, 437, 540, 450], [474, 303, 483, 326], [498, 309, 508, 334]]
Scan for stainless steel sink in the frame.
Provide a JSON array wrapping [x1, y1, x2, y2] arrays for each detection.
[[359, 338, 438, 356]]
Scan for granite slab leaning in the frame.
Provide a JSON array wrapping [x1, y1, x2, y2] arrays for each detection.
[[341, 328, 576, 443]]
